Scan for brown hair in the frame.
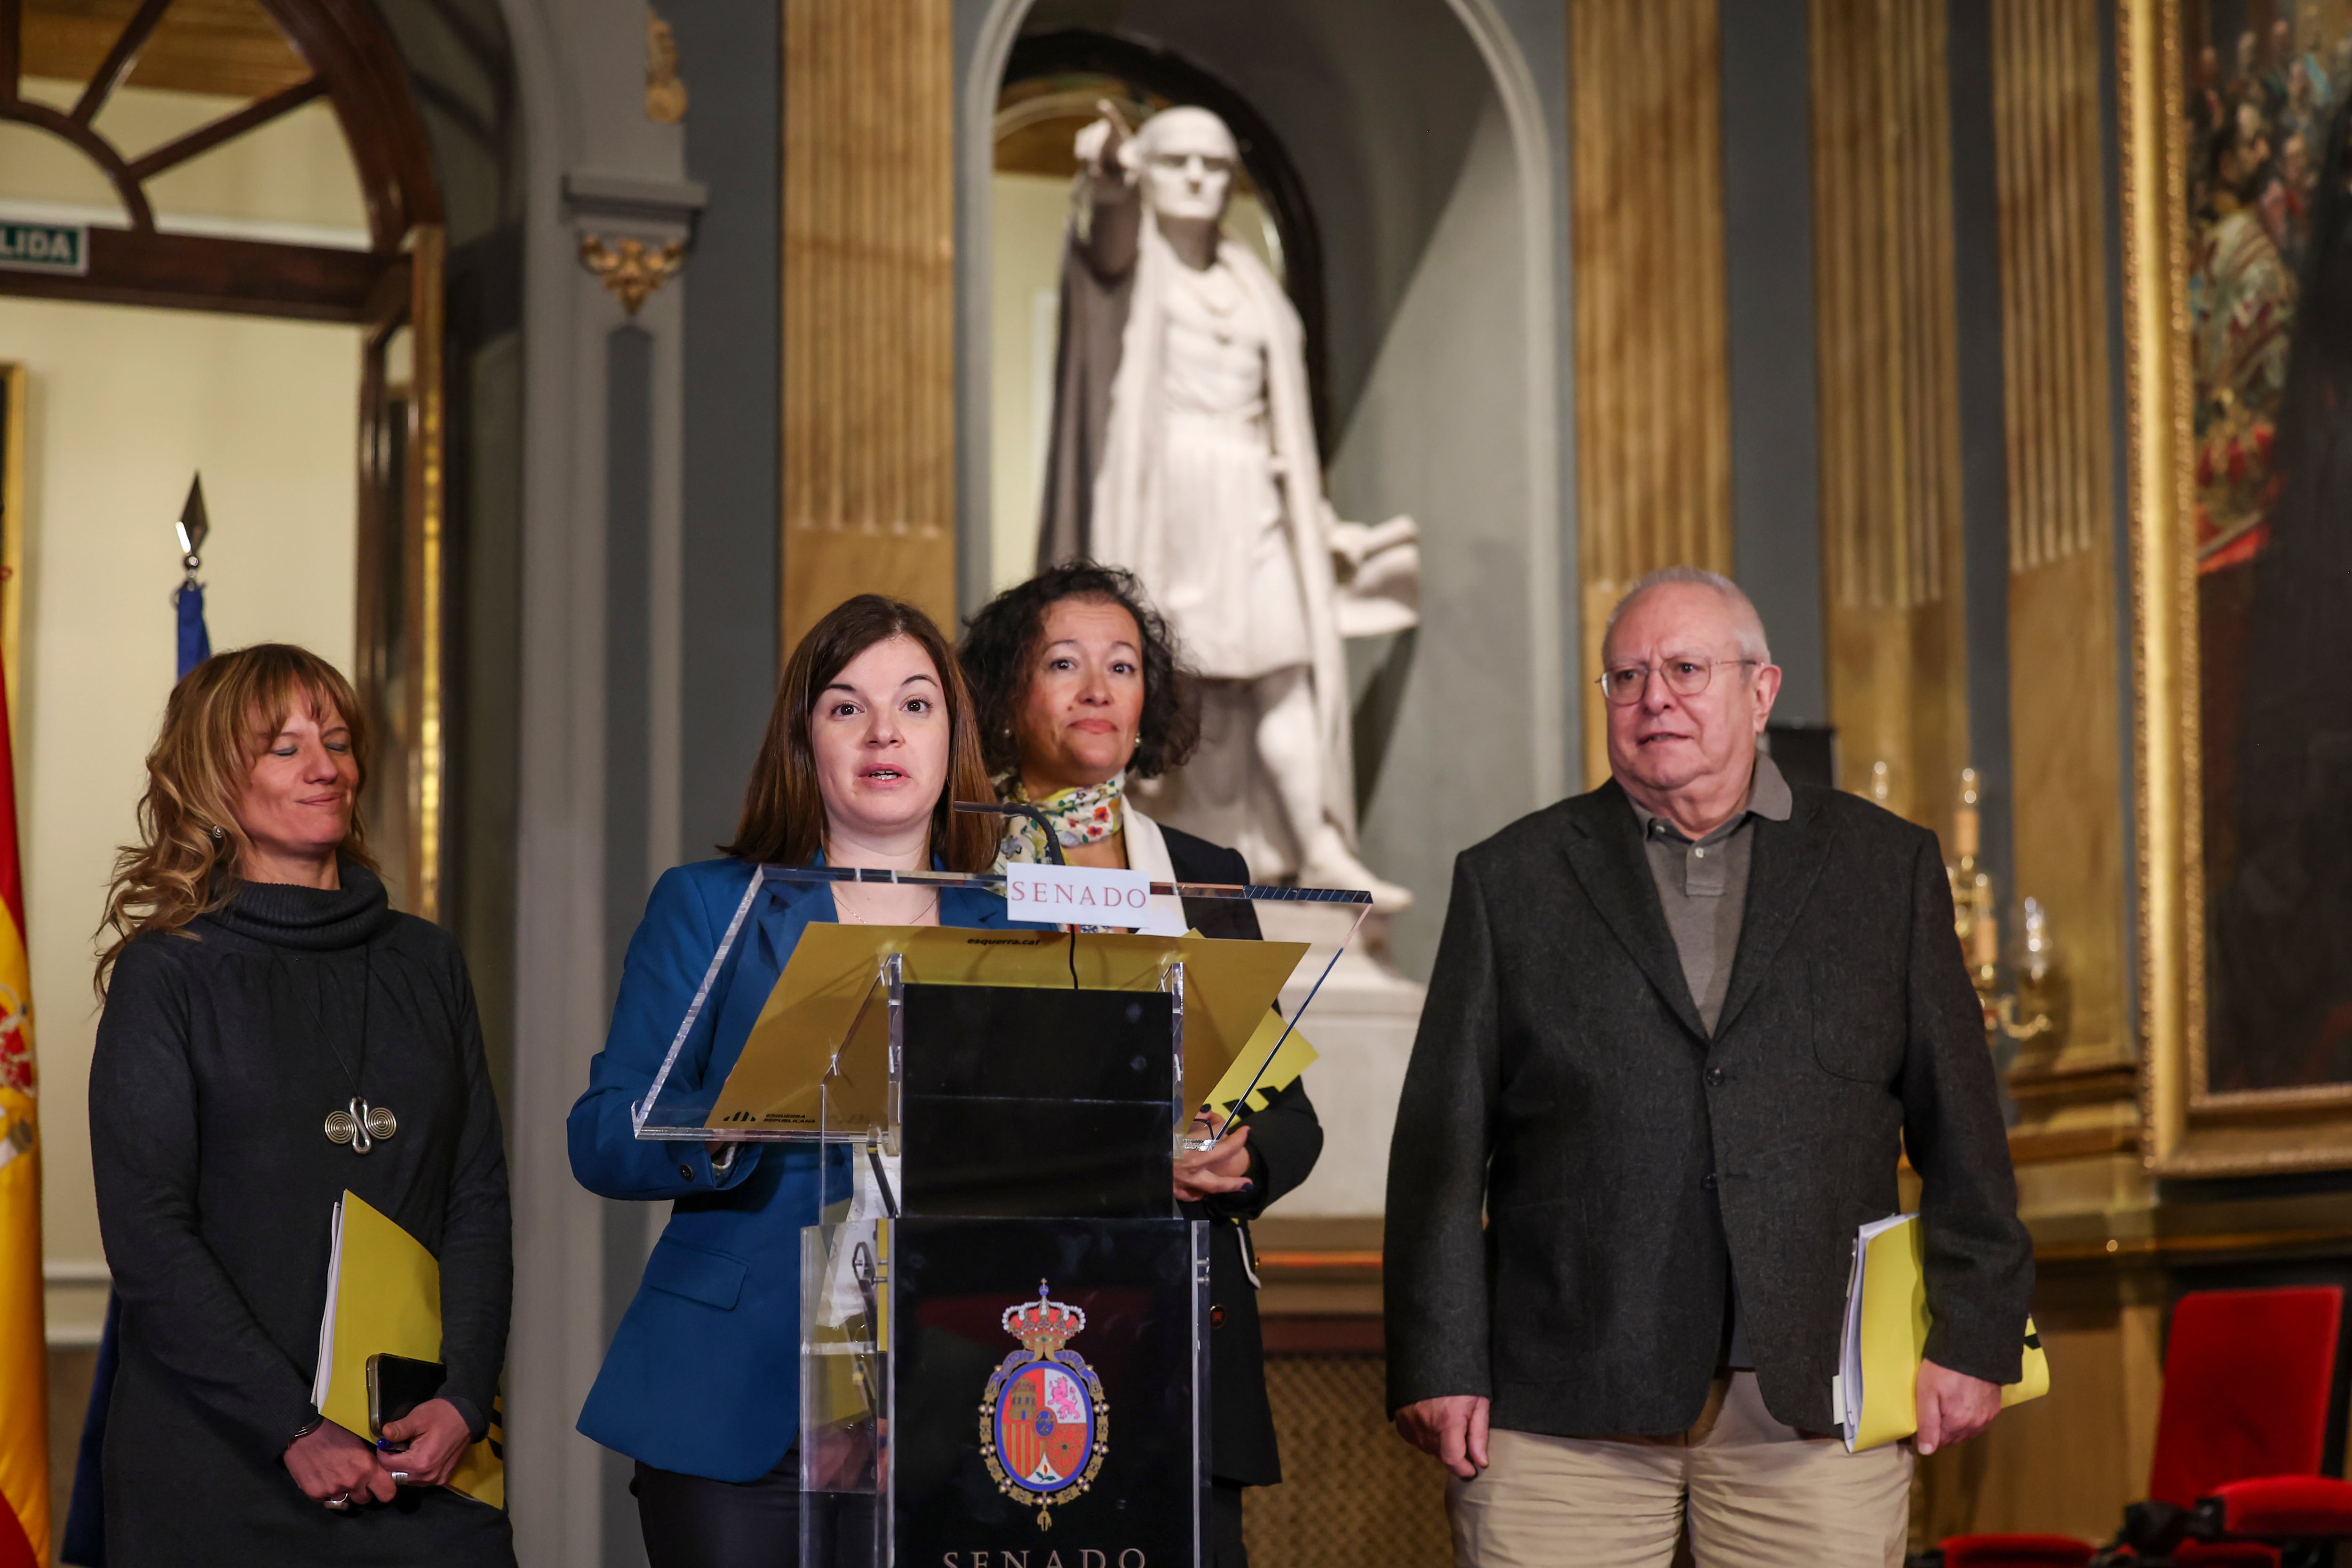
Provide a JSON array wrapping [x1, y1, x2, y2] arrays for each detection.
[[724, 595, 999, 872], [97, 644, 378, 995]]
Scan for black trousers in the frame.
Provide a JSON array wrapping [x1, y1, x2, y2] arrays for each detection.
[[635, 1459, 1249, 1568], [1209, 1478, 1249, 1568], [634, 1456, 871, 1568]]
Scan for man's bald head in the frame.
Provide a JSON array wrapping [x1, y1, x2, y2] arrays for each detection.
[[1599, 566, 1783, 835], [1601, 567, 1771, 668]]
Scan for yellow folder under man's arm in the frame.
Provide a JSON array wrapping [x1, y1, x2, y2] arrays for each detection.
[[1847, 1213, 2049, 1453]]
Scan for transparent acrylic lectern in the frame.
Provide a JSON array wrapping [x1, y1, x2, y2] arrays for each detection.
[[628, 866, 1368, 1568]]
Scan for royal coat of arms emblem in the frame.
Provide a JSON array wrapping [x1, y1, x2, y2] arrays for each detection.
[[979, 1280, 1108, 1529]]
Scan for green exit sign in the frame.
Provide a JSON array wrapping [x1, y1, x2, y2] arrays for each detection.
[[0, 220, 87, 276]]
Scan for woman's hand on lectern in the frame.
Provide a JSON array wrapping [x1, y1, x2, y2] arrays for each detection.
[[1174, 1113, 1253, 1202]]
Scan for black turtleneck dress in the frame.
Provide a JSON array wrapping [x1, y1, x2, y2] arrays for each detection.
[[88, 864, 514, 1567]]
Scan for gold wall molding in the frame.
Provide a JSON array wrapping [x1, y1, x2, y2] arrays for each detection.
[[1994, 0, 2112, 575], [646, 8, 689, 124], [355, 231, 446, 922], [579, 234, 685, 316], [1994, 0, 2131, 1075], [1810, 0, 1969, 826], [1, 363, 20, 743], [1567, 0, 1732, 788], [782, 0, 957, 651], [2122, 0, 2201, 1170]]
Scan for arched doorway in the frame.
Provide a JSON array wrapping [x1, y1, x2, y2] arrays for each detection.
[[1, 0, 451, 918], [0, 1, 523, 1466]]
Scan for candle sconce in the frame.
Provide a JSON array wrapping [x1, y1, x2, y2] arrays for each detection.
[[1947, 769, 2067, 1069]]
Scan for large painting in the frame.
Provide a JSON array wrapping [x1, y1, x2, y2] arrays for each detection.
[[2136, 0, 2352, 1167]]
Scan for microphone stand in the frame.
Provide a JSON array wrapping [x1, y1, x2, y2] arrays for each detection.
[[953, 799, 1076, 985], [950, 800, 1067, 866]]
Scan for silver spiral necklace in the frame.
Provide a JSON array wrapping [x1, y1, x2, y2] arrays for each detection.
[[276, 945, 396, 1154]]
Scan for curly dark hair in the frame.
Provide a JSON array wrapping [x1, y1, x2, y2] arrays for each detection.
[[959, 562, 1201, 782]]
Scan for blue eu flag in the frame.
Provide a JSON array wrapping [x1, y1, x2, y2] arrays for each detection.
[[172, 473, 210, 680], [174, 581, 209, 681]]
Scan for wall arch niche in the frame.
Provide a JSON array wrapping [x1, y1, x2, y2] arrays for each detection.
[[967, 0, 1564, 976]]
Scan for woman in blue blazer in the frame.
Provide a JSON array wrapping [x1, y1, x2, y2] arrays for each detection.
[[570, 595, 1022, 1568]]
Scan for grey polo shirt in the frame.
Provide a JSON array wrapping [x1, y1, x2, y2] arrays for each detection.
[[1624, 749, 1793, 1372], [1629, 750, 1795, 1035]]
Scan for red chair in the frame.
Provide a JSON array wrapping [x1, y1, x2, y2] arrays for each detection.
[[1939, 1286, 2352, 1568]]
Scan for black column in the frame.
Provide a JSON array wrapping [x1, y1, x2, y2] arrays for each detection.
[[668, 0, 783, 857], [1721, 0, 1829, 726], [1947, 0, 2017, 905]]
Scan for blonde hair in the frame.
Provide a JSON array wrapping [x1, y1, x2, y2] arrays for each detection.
[[96, 645, 377, 996]]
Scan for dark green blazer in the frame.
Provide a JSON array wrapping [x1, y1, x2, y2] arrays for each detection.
[[1383, 778, 2032, 1436]]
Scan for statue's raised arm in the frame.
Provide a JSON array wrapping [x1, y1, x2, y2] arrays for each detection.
[[1071, 102, 1143, 281]]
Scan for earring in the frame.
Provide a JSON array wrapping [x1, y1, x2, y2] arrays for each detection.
[[206, 825, 223, 843]]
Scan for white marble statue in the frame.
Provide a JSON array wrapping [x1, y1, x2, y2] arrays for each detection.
[[1038, 103, 1419, 907]]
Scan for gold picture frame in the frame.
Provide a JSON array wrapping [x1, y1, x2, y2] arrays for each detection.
[[2125, 0, 2352, 1172]]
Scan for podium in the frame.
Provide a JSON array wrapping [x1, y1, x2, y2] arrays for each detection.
[[630, 866, 1367, 1568]]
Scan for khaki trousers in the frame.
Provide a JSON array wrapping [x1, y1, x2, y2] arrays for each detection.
[[1447, 1374, 1913, 1568]]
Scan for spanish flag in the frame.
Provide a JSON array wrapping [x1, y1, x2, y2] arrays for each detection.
[[0, 665, 46, 1568]]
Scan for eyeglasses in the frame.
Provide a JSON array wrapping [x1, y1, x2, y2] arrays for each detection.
[[1596, 656, 1760, 706]]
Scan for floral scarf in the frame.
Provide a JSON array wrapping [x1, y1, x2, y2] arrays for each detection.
[[994, 775, 1125, 868]]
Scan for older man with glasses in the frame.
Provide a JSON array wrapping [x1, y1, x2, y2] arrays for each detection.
[[1384, 567, 2031, 1567]]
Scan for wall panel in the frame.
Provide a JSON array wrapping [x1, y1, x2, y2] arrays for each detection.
[[1810, 0, 1970, 828], [782, 0, 957, 646], [1994, 0, 2131, 1072], [1568, 0, 1732, 787]]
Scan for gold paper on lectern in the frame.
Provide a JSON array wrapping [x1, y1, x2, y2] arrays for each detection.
[[701, 924, 1308, 1131]]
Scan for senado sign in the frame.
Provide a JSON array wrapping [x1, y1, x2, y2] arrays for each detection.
[[0, 220, 88, 277], [1001, 864, 1184, 935]]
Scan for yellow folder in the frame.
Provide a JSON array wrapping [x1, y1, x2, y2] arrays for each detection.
[[705, 924, 1307, 1133], [1206, 1007, 1319, 1115], [1835, 1212, 2049, 1452], [311, 1191, 505, 1507]]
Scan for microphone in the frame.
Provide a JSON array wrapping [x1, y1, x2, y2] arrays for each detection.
[[952, 800, 1068, 867]]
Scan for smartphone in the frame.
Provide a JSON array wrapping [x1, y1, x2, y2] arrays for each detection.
[[366, 1353, 445, 1441]]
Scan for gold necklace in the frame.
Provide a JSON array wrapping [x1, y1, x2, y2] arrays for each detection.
[[836, 886, 939, 925]]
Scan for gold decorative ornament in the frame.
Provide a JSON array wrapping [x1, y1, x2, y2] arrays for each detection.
[[645, 9, 689, 124], [580, 234, 685, 316]]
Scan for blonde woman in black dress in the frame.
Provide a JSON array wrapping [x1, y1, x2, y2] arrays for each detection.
[[87, 645, 513, 1567]]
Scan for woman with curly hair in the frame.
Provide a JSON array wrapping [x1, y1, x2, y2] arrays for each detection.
[[87, 644, 513, 1567], [959, 562, 1321, 1568]]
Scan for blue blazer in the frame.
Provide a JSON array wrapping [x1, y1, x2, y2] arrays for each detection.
[[570, 856, 1034, 1481]]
